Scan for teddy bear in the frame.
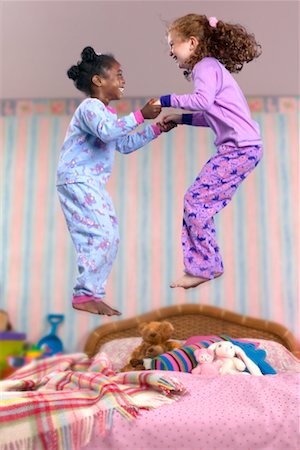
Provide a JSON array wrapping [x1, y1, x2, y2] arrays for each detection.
[[208, 341, 247, 375], [121, 321, 181, 372], [191, 348, 221, 375]]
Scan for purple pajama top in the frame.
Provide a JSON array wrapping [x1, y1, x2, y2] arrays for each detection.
[[160, 57, 262, 148], [57, 98, 161, 186]]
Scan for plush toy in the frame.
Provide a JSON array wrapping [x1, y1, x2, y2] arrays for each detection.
[[191, 348, 221, 375], [208, 341, 262, 375], [207, 341, 246, 374], [127, 358, 148, 371], [121, 321, 181, 372]]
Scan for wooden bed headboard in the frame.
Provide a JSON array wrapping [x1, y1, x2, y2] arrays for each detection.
[[84, 304, 300, 358]]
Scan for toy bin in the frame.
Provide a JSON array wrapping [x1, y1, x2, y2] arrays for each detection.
[[0, 332, 26, 379]]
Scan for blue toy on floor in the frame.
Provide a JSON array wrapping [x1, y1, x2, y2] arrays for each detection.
[[37, 314, 64, 356]]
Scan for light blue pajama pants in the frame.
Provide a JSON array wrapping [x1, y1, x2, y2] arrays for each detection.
[[57, 182, 119, 300]]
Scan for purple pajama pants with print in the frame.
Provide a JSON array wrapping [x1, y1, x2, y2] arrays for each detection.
[[183, 144, 263, 279], [57, 182, 119, 301]]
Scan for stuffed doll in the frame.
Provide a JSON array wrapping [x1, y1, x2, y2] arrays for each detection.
[[191, 348, 221, 375], [208, 341, 262, 375], [208, 341, 247, 375]]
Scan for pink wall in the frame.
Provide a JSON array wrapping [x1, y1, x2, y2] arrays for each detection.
[[1, 0, 299, 99]]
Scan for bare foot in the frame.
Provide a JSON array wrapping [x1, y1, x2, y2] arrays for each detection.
[[72, 300, 121, 316], [170, 272, 222, 289]]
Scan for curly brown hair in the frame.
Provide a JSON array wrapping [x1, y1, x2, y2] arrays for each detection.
[[168, 14, 262, 76]]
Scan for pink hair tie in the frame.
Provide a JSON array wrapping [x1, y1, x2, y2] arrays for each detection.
[[208, 16, 218, 28]]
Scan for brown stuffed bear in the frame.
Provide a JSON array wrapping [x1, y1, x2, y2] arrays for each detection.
[[121, 321, 181, 372]]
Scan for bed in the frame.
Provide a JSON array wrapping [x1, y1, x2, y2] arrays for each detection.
[[82, 304, 300, 450], [84, 304, 300, 357], [1, 304, 299, 450]]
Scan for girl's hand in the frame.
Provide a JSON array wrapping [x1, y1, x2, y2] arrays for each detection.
[[141, 99, 162, 119], [156, 121, 177, 133], [162, 114, 182, 124]]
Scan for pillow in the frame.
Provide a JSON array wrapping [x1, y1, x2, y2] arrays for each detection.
[[150, 343, 206, 371], [184, 335, 225, 345], [99, 337, 142, 371], [229, 338, 276, 374], [184, 335, 259, 346], [252, 339, 300, 373]]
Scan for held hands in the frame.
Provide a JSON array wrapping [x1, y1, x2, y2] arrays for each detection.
[[155, 114, 182, 132], [156, 120, 177, 133], [140, 101, 180, 132], [141, 99, 162, 119]]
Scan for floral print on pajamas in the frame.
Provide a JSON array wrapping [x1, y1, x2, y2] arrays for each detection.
[[56, 98, 161, 299], [159, 57, 263, 279], [57, 182, 119, 298], [183, 144, 263, 278]]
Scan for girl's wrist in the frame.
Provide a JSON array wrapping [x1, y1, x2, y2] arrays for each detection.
[[134, 110, 145, 124], [151, 124, 162, 136], [160, 95, 171, 107], [181, 114, 193, 125]]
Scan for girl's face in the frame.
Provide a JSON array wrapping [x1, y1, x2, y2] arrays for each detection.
[[92, 62, 125, 103], [168, 31, 199, 69]]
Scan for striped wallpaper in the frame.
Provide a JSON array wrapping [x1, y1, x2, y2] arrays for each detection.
[[1, 97, 299, 351]]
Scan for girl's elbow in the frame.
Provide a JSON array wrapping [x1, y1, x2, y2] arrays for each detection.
[[194, 100, 212, 111], [192, 94, 214, 111], [99, 135, 112, 144], [97, 126, 115, 144]]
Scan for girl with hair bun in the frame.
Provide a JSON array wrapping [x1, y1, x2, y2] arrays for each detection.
[[156, 14, 263, 290], [57, 46, 176, 316]]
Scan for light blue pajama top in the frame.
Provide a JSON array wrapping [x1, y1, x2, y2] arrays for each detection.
[[56, 98, 161, 187]]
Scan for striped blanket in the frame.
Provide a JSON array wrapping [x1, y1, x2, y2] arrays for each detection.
[[0, 352, 185, 450]]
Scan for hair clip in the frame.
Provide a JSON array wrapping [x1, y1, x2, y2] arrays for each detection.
[[208, 16, 218, 28]]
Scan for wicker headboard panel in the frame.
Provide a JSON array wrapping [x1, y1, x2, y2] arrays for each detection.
[[84, 304, 300, 358]]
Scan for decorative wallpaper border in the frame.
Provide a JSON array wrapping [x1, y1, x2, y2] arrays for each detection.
[[0, 96, 299, 116]]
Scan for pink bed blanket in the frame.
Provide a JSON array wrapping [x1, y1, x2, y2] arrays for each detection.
[[83, 371, 300, 450]]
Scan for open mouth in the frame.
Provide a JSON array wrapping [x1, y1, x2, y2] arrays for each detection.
[[119, 87, 124, 93]]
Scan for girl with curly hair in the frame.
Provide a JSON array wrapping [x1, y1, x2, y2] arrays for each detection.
[[57, 46, 176, 316], [156, 14, 263, 289]]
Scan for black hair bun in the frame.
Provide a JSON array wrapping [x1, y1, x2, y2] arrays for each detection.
[[81, 46, 97, 63], [67, 65, 80, 80]]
